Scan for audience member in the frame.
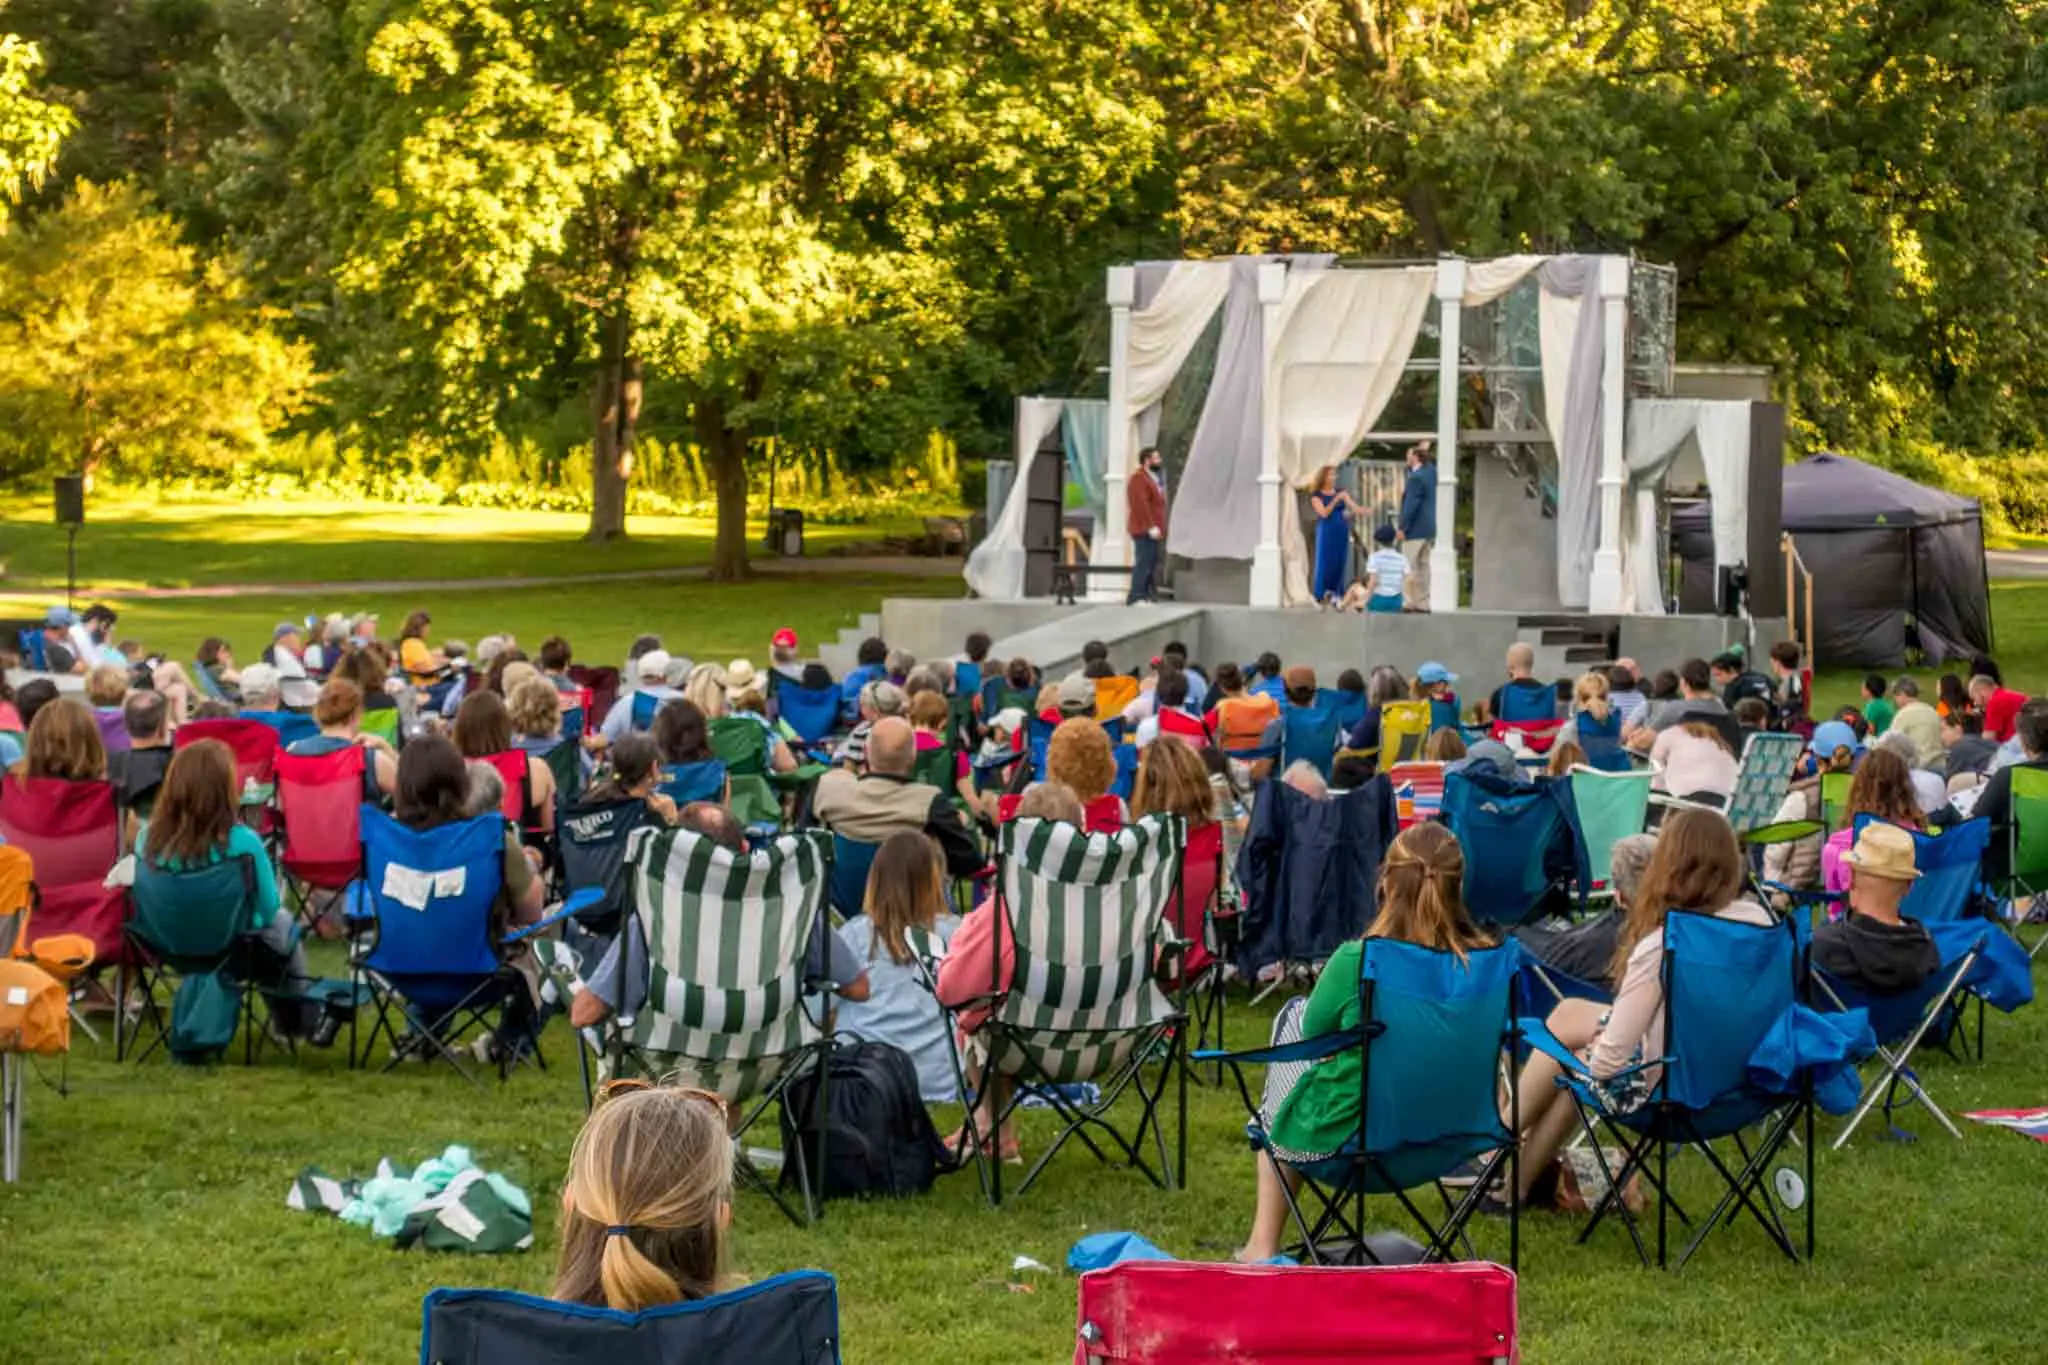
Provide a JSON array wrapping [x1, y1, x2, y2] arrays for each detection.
[[1813, 822, 1939, 997], [579, 734, 680, 826], [1648, 721, 1738, 805], [833, 678, 907, 769], [1517, 832, 1657, 993], [1711, 650, 1773, 713], [1970, 673, 2029, 744], [1874, 730, 1945, 815], [453, 690, 557, 835], [1821, 747, 1924, 894], [1046, 716, 1125, 829], [1488, 643, 1554, 723], [1942, 709, 1997, 784], [1421, 727, 1467, 762], [1762, 720, 1859, 893], [20, 698, 107, 783], [600, 650, 681, 746], [1950, 700, 2048, 884], [835, 832, 962, 1104], [287, 678, 400, 797], [1507, 809, 1768, 1207], [1887, 677, 1942, 769], [1238, 823, 1492, 1260], [1860, 673, 1895, 737], [814, 717, 981, 875], [110, 689, 174, 827], [1606, 660, 1647, 729], [552, 1085, 739, 1311], [1768, 641, 1807, 727]]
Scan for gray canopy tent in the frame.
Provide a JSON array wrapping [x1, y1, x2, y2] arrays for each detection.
[[1673, 452, 1991, 666]]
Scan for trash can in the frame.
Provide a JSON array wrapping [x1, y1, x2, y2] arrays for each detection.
[[764, 508, 804, 558]]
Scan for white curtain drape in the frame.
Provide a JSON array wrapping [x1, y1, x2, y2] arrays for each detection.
[[1463, 255, 1546, 307], [1127, 261, 1232, 413], [1535, 258, 1606, 608], [1267, 267, 1437, 606], [962, 397, 1066, 600], [1694, 402, 1754, 572], [1619, 398, 1756, 614]]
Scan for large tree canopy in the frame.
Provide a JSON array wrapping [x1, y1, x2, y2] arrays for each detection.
[[0, 25, 69, 206]]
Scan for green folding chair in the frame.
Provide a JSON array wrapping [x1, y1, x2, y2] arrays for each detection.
[[707, 715, 786, 830], [1819, 769, 1853, 834], [360, 707, 402, 750], [1993, 766, 2048, 959], [1567, 766, 1651, 907]]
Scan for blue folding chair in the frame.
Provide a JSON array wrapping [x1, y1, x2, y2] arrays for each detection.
[[1110, 741, 1139, 802], [421, 1270, 841, 1365], [829, 832, 880, 922], [1574, 708, 1632, 773], [241, 708, 320, 749], [1322, 687, 1368, 737], [1200, 939, 1524, 1268], [628, 689, 669, 733], [658, 759, 728, 806], [1495, 685, 1555, 724], [1026, 713, 1057, 782], [349, 808, 529, 1087], [1429, 695, 1462, 734], [774, 680, 842, 753], [955, 661, 983, 702], [1281, 703, 1341, 781], [1442, 769, 1572, 926], [1523, 913, 1853, 1269], [1250, 674, 1287, 705]]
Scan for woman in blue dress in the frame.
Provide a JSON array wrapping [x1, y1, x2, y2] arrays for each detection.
[[1309, 464, 1358, 605]]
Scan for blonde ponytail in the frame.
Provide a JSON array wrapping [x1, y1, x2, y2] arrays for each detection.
[[1367, 823, 1489, 959], [600, 1227, 685, 1312]]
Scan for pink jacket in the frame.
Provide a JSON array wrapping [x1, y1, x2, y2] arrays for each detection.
[[934, 892, 1015, 1035]]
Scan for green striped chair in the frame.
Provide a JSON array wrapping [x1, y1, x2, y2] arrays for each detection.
[[614, 823, 835, 1224], [707, 716, 786, 830], [982, 813, 1188, 1204]]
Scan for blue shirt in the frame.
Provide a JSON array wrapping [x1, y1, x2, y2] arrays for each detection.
[[1399, 462, 1437, 540]]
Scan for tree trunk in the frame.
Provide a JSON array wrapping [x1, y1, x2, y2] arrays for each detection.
[[587, 213, 643, 543], [587, 308, 638, 542], [696, 391, 752, 581]]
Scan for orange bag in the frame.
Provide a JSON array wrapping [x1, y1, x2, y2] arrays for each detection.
[[0, 958, 68, 1055], [0, 843, 30, 957]]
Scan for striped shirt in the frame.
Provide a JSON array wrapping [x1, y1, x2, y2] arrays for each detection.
[[1366, 549, 1408, 599]]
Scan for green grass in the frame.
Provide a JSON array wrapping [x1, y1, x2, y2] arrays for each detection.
[[0, 491, 932, 590], [3, 954, 2044, 1364], [0, 575, 956, 674]]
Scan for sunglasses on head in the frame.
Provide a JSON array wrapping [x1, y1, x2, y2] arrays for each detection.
[[596, 1077, 728, 1115]]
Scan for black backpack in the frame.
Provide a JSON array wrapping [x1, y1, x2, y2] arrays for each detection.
[[779, 1038, 949, 1200]]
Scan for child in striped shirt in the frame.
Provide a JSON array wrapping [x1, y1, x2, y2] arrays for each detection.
[[1341, 523, 1408, 613]]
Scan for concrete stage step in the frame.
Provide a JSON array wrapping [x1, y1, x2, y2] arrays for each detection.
[[981, 604, 1206, 681]]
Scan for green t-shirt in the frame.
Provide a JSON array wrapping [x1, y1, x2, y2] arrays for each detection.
[[1863, 697, 1896, 736], [1268, 939, 1367, 1157]]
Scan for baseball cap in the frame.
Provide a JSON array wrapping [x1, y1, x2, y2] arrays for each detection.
[[1841, 822, 1921, 882], [273, 621, 301, 642], [1373, 523, 1396, 545], [1057, 672, 1096, 714], [1808, 720, 1862, 757], [1417, 661, 1457, 685], [771, 628, 798, 649], [1283, 664, 1317, 693], [635, 648, 672, 680], [43, 605, 77, 628]]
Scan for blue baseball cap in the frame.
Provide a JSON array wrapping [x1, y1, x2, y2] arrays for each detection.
[[43, 605, 77, 628], [1417, 661, 1457, 685], [1809, 720, 1862, 757]]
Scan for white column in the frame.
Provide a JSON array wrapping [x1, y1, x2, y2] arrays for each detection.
[[1587, 255, 1630, 614], [1428, 258, 1465, 613], [1094, 265, 1136, 602], [1248, 260, 1289, 609]]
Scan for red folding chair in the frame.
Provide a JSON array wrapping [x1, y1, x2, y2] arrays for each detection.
[[476, 750, 538, 832], [993, 792, 1124, 835], [0, 777, 127, 964], [277, 746, 370, 893], [175, 719, 283, 837], [1073, 1261, 1518, 1365], [1489, 719, 1561, 756], [568, 666, 620, 730]]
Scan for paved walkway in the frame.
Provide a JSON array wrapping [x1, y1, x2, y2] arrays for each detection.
[[6, 554, 964, 600], [1987, 548, 2048, 580]]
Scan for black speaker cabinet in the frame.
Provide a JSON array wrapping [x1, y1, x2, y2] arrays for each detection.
[[1020, 427, 1066, 599], [53, 474, 84, 527]]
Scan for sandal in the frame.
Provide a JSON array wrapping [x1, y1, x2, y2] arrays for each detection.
[[943, 1126, 1022, 1165]]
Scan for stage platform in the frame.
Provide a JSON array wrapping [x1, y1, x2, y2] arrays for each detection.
[[870, 597, 1779, 690]]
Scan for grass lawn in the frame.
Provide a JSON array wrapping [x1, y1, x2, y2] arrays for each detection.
[[1811, 578, 2048, 718], [0, 490, 934, 590], [2, 953, 2044, 1364]]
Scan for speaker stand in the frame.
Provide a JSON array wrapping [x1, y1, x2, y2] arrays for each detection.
[[66, 525, 78, 609]]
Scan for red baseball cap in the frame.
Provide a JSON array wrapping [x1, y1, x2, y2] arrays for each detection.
[[772, 628, 798, 649]]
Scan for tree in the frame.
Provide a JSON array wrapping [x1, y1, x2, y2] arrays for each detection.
[[0, 179, 314, 484], [322, 0, 1164, 575], [0, 25, 70, 206]]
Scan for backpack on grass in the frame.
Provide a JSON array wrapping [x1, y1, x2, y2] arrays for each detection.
[[778, 1038, 948, 1201]]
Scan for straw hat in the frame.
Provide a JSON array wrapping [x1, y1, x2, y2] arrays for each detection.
[[1841, 823, 1921, 882]]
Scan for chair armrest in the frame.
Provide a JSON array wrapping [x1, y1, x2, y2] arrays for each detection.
[[1521, 1017, 1664, 1084], [502, 890, 602, 945], [1192, 1023, 1373, 1068]]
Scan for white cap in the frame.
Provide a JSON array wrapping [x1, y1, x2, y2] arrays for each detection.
[[636, 649, 672, 681], [238, 662, 281, 699]]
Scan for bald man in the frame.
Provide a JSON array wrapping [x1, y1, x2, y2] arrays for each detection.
[[1488, 641, 1557, 724], [813, 715, 982, 875]]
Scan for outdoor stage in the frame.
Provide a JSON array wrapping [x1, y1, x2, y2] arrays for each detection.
[[869, 596, 1778, 690]]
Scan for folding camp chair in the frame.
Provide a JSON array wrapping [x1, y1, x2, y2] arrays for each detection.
[[627, 689, 669, 734], [1201, 939, 1523, 1269], [1818, 768, 1853, 834], [594, 825, 835, 1225], [359, 706, 402, 750], [1073, 1260, 1518, 1365], [421, 1270, 842, 1365], [1575, 709, 1632, 772], [658, 759, 728, 807], [0, 777, 128, 971], [1276, 704, 1340, 781], [567, 665, 621, 731], [1522, 913, 1838, 1270], [829, 832, 880, 922], [708, 716, 784, 831], [1027, 713, 1058, 781], [1159, 820, 1230, 1067], [240, 708, 320, 749], [1387, 761, 1447, 829], [1094, 675, 1139, 721], [1441, 769, 1570, 927], [1322, 687, 1368, 738], [1659, 731, 1805, 840], [1376, 701, 1432, 773], [1814, 944, 1984, 1148], [116, 852, 349, 1066], [1489, 718, 1561, 756], [350, 809, 533, 1087], [175, 718, 283, 840], [1564, 766, 1653, 908], [1989, 765, 2048, 959], [993, 793, 1125, 835], [979, 814, 1188, 1204], [277, 746, 374, 924]]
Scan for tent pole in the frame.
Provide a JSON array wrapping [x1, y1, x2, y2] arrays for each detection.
[[1978, 515, 1995, 653], [1782, 534, 1795, 647]]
